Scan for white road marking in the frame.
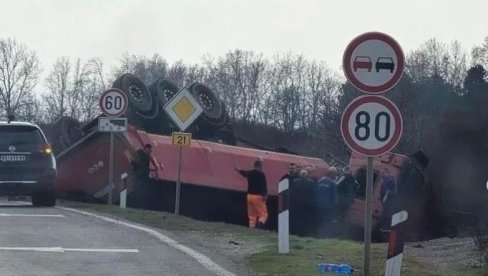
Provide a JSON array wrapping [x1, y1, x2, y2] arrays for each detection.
[[0, 213, 64, 218], [58, 207, 235, 276], [0, 202, 30, 206], [0, 247, 139, 253]]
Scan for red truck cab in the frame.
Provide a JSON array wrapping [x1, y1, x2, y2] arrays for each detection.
[[346, 151, 432, 241]]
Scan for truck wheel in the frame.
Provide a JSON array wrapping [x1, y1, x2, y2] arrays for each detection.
[[150, 78, 179, 108], [51, 116, 82, 154], [188, 82, 226, 127], [59, 116, 82, 148], [112, 74, 154, 115], [143, 79, 180, 134]]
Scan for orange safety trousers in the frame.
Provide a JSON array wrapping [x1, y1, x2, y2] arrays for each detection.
[[247, 194, 268, 228]]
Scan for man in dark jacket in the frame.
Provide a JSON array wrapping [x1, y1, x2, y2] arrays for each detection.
[[335, 166, 357, 236], [236, 160, 268, 229], [131, 145, 151, 178], [128, 144, 163, 208], [336, 166, 357, 213], [280, 163, 299, 182], [290, 169, 317, 236]]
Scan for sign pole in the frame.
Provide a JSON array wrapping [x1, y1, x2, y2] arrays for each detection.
[[278, 179, 290, 254], [108, 132, 115, 205], [174, 146, 182, 215], [164, 88, 202, 216], [363, 156, 374, 276]]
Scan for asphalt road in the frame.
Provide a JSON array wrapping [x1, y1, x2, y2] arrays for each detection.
[[0, 200, 231, 276]]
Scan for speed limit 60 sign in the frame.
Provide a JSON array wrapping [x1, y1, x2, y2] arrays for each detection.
[[99, 88, 128, 117], [341, 95, 402, 156]]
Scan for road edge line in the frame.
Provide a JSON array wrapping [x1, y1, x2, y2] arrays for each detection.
[[57, 206, 235, 276]]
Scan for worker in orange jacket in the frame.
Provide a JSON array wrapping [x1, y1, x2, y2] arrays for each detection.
[[236, 160, 268, 229]]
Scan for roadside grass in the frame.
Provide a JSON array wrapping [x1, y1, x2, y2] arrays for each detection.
[[59, 200, 486, 276]]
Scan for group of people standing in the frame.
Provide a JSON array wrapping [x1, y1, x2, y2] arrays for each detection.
[[283, 163, 357, 237], [131, 149, 398, 238], [236, 160, 358, 237]]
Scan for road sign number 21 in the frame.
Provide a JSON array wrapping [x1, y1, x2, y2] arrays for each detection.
[[172, 132, 191, 147]]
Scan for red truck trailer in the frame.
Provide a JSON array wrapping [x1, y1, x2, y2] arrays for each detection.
[[55, 124, 329, 226]]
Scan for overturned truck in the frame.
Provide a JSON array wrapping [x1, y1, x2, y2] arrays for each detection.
[[52, 74, 329, 228], [51, 74, 442, 239]]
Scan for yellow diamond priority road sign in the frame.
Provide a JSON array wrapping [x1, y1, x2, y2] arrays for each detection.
[[164, 88, 203, 131]]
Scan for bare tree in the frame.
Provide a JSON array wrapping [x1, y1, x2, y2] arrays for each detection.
[[305, 61, 340, 130], [78, 58, 106, 122], [167, 60, 187, 88], [113, 53, 168, 85], [406, 39, 468, 91], [45, 57, 72, 121], [267, 54, 306, 132], [472, 36, 488, 77], [207, 50, 269, 123], [445, 41, 469, 92], [0, 38, 40, 119], [44, 57, 106, 123]]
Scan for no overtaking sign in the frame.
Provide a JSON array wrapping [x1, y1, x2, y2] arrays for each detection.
[[343, 32, 405, 94]]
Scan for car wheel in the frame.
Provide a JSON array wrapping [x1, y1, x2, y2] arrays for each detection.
[[189, 82, 226, 127], [32, 191, 56, 207], [31, 194, 42, 207], [112, 74, 154, 115], [43, 192, 56, 207]]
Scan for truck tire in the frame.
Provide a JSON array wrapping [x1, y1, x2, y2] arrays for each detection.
[[188, 82, 226, 127], [150, 78, 179, 108], [112, 74, 154, 115], [143, 79, 180, 134], [52, 116, 82, 154]]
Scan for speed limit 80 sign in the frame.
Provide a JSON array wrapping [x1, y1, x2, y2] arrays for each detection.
[[99, 88, 128, 117], [341, 95, 403, 156]]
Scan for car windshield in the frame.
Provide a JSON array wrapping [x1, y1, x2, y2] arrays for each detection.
[[0, 126, 44, 146], [355, 56, 371, 62], [377, 57, 393, 62]]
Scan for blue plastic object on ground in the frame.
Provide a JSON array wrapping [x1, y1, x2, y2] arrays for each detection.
[[317, 263, 353, 274]]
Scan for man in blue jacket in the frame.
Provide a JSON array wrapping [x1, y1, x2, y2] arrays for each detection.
[[315, 167, 338, 238]]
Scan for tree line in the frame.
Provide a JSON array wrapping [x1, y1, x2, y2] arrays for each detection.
[[1, 36, 488, 160]]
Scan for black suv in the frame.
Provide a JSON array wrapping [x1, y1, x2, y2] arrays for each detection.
[[0, 121, 56, 206]]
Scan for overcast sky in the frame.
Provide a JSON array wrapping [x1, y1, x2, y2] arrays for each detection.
[[1, 0, 487, 76]]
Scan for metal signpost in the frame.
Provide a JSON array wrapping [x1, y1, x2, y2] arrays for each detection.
[[98, 88, 128, 205], [164, 88, 203, 215], [342, 32, 405, 276]]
